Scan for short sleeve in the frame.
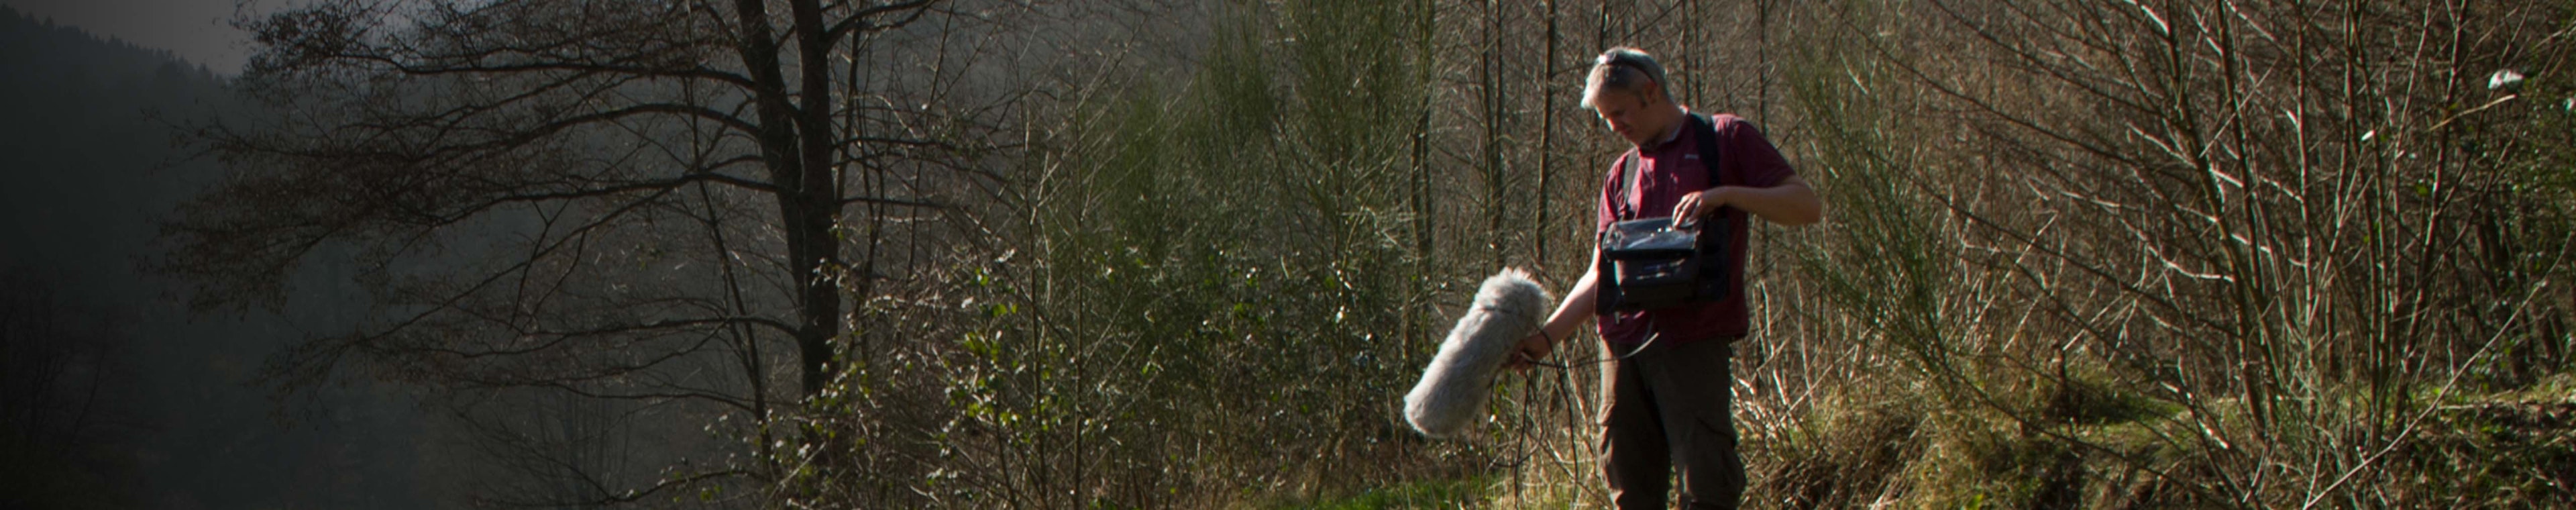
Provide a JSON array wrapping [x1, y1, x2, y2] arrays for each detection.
[[1718, 116, 1796, 188]]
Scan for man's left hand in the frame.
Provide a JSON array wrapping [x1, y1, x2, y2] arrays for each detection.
[[1672, 187, 1727, 225]]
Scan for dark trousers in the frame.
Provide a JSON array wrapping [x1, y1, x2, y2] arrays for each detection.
[[1598, 336, 1745, 509]]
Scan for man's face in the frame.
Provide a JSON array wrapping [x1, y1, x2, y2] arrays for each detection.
[[1591, 89, 1660, 146]]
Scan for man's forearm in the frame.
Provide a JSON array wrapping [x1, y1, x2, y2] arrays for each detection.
[[1540, 268, 1600, 344], [1716, 177, 1823, 226]]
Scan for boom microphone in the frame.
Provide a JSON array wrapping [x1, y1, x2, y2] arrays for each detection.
[[1403, 268, 1553, 438]]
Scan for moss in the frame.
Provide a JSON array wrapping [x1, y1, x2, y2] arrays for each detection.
[[1267, 475, 1497, 510], [2399, 372, 2576, 507], [1756, 393, 1933, 509], [2044, 378, 2183, 427]]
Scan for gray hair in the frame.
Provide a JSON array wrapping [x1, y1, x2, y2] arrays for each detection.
[[1583, 47, 1673, 109]]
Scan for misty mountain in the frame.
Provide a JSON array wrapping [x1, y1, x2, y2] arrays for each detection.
[[0, 6, 435, 509]]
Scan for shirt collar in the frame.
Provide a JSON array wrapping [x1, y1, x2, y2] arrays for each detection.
[[1642, 108, 1690, 150]]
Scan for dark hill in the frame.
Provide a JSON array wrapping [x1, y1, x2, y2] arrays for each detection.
[[0, 5, 430, 509]]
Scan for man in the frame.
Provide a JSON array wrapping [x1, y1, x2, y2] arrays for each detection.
[[1505, 47, 1822, 509]]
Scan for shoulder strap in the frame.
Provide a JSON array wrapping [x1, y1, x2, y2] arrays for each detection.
[[1597, 147, 1638, 219], [1614, 149, 1642, 220], [1689, 113, 1737, 303], [1690, 113, 1733, 226], [1691, 113, 1727, 187]]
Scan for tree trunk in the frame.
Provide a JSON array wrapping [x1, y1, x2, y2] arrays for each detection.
[[732, 0, 843, 398]]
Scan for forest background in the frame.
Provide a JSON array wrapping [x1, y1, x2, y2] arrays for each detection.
[[4, 0, 2573, 508]]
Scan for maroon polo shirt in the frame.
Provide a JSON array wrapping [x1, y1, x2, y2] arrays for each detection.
[[1595, 111, 1798, 346]]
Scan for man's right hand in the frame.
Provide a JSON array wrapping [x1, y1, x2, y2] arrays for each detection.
[[1505, 332, 1555, 372], [1507, 262, 1597, 372]]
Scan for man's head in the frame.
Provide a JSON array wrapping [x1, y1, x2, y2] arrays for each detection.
[[1583, 47, 1684, 147]]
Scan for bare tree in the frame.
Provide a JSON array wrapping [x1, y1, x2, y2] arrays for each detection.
[[1768, 0, 2576, 506], [164, 0, 1021, 505], [0, 270, 142, 509]]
